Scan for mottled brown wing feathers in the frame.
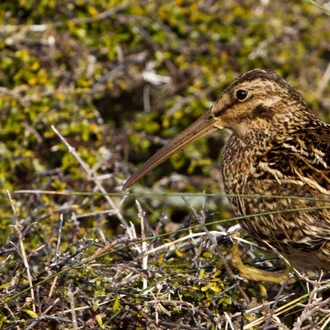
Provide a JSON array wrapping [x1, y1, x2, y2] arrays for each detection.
[[254, 124, 330, 195]]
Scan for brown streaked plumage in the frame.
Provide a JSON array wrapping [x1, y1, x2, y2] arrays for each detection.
[[123, 69, 330, 280]]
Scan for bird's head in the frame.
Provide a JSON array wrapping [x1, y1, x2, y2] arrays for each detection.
[[210, 69, 309, 138], [123, 69, 310, 189]]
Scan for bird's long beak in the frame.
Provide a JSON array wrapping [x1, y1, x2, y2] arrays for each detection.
[[123, 110, 223, 189]]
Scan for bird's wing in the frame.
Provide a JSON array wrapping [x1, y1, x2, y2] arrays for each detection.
[[254, 125, 330, 195]]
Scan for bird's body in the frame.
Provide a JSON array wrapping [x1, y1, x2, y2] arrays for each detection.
[[124, 69, 330, 277], [222, 118, 330, 271]]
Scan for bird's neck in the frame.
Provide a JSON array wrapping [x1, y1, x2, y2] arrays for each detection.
[[221, 135, 256, 194]]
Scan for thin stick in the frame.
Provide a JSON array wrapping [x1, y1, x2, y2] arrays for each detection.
[[25, 298, 60, 330], [136, 200, 148, 291], [55, 214, 64, 264], [67, 286, 78, 330], [7, 190, 36, 313], [263, 276, 292, 329], [51, 125, 128, 228]]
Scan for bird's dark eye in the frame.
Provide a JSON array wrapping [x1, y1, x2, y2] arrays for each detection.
[[236, 89, 249, 101]]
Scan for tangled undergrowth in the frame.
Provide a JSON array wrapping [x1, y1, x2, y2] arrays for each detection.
[[1, 137, 330, 329]]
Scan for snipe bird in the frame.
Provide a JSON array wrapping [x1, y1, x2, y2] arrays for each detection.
[[123, 69, 330, 283]]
